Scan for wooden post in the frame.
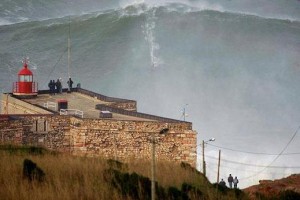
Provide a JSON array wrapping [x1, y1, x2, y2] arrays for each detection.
[[216, 150, 221, 200], [217, 150, 221, 183], [202, 140, 205, 176], [151, 133, 156, 200]]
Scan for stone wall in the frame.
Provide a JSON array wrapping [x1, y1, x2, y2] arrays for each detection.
[[0, 118, 23, 144], [0, 115, 197, 167], [70, 118, 197, 166], [107, 102, 137, 111], [1, 94, 52, 115], [0, 115, 71, 152]]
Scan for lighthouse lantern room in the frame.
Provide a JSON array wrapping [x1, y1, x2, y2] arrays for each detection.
[[13, 59, 38, 97]]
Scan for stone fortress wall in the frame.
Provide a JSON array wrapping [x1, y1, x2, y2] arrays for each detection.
[[0, 89, 197, 167], [0, 115, 197, 166]]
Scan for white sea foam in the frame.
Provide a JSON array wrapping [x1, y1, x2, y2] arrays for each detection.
[[0, 18, 12, 26], [117, 3, 149, 17], [142, 7, 164, 68], [2, 0, 299, 26], [119, 0, 300, 22]]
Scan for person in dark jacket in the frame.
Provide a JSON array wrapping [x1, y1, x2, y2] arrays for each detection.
[[228, 174, 233, 189], [219, 179, 226, 187], [48, 80, 55, 95], [48, 80, 52, 94], [67, 77, 73, 93], [56, 79, 62, 94], [51, 80, 56, 94]]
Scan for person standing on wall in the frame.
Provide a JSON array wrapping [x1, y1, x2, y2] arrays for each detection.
[[228, 174, 233, 189], [59, 77, 63, 93], [51, 80, 56, 95], [67, 77, 73, 93], [56, 79, 62, 94], [48, 80, 53, 95]]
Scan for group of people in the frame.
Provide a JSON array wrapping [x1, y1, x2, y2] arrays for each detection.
[[219, 174, 239, 189], [48, 77, 73, 95]]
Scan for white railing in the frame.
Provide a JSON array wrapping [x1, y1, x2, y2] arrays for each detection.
[[43, 101, 57, 110], [60, 109, 84, 118]]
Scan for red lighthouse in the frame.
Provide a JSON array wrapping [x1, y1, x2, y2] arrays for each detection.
[[13, 60, 38, 97]]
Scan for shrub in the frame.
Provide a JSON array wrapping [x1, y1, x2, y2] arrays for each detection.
[[105, 169, 152, 200], [168, 186, 189, 200], [23, 159, 45, 182], [212, 182, 229, 194], [182, 182, 203, 198], [279, 190, 300, 200], [107, 159, 128, 171]]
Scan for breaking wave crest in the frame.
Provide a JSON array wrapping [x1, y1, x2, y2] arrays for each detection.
[[1, 0, 300, 26]]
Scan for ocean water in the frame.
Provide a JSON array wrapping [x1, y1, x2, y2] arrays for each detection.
[[1, 0, 300, 188]]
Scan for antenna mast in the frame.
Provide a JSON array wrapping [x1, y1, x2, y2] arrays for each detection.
[[67, 17, 71, 92], [181, 104, 188, 121], [68, 16, 72, 92]]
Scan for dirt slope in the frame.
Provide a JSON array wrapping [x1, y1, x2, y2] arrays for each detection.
[[243, 174, 300, 199]]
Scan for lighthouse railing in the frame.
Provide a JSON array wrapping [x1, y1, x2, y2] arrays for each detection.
[[13, 82, 19, 93], [60, 109, 84, 118], [44, 101, 57, 110], [32, 82, 38, 93], [12, 82, 38, 93]]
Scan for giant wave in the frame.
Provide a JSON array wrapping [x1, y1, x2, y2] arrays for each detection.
[[1, 1, 300, 189], [1, 0, 300, 25]]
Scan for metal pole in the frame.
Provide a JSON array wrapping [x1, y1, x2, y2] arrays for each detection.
[[68, 17, 71, 78], [151, 133, 156, 200], [67, 17, 71, 92], [151, 133, 155, 200], [217, 150, 221, 183], [150, 128, 169, 200], [5, 94, 9, 114], [202, 140, 205, 176], [216, 150, 221, 200], [68, 33, 71, 79], [112, 130, 116, 160]]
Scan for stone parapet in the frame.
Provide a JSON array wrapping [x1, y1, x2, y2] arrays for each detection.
[[76, 88, 137, 111], [1, 94, 52, 115], [108, 102, 137, 111]]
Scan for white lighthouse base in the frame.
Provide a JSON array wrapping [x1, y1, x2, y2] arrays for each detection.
[[12, 92, 38, 99]]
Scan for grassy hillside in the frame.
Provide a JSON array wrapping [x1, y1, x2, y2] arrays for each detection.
[[0, 145, 248, 200]]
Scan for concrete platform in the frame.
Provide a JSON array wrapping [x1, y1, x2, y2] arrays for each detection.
[[23, 92, 154, 121]]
